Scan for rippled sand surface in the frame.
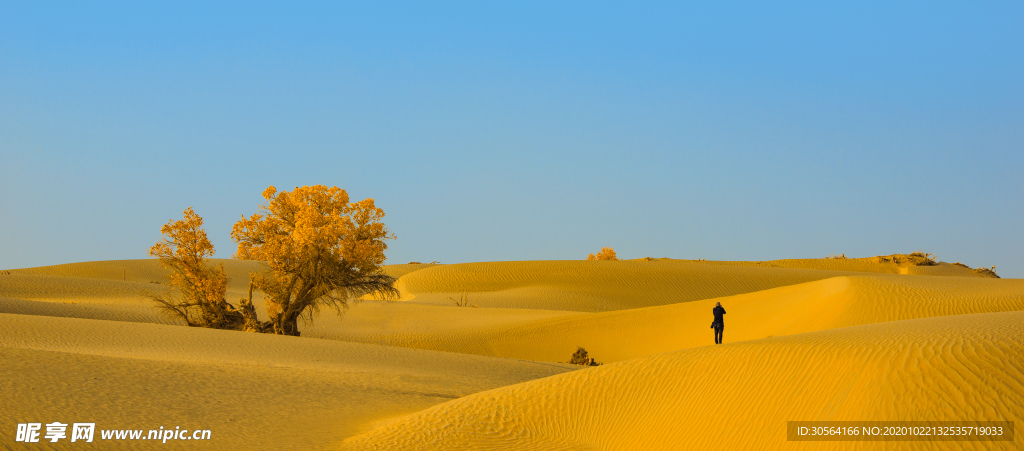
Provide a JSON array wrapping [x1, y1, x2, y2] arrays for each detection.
[[1, 258, 1019, 449]]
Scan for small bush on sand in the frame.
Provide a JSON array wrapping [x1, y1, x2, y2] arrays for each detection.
[[447, 292, 478, 308], [569, 347, 601, 366], [950, 260, 999, 278], [974, 266, 1000, 278], [586, 247, 618, 261], [874, 251, 937, 266]]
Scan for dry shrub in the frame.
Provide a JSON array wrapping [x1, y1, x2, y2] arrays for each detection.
[[949, 262, 1000, 278], [569, 346, 600, 366], [974, 267, 1000, 278], [586, 247, 618, 261], [447, 292, 478, 307], [874, 251, 937, 266]]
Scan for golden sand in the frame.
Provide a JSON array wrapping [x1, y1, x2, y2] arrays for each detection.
[[341, 311, 1024, 450], [330, 274, 1024, 364], [1, 257, 1021, 450], [392, 260, 873, 311], [0, 313, 574, 449]]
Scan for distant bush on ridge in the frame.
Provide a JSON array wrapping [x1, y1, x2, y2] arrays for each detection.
[[587, 247, 618, 261], [874, 251, 937, 266]]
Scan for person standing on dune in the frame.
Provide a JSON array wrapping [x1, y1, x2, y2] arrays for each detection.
[[712, 302, 726, 344]]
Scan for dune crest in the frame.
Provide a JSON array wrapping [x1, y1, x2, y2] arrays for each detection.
[[393, 260, 878, 311], [681, 256, 994, 278]]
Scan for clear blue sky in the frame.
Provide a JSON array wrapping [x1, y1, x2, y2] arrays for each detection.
[[2, 2, 1022, 277]]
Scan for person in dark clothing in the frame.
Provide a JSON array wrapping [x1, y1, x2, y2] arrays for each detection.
[[712, 302, 726, 344]]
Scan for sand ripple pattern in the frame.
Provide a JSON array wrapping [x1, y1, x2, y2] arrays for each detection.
[[342, 311, 1024, 450]]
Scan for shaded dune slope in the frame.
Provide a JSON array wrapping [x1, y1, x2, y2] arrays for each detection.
[[0, 313, 574, 450], [302, 302, 583, 356], [342, 311, 1024, 451]]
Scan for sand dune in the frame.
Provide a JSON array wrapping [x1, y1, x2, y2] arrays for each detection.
[[0, 259, 267, 323], [0, 296, 174, 325], [341, 311, 1024, 450], [2, 257, 1020, 450], [0, 313, 575, 450], [5, 259, 1021, 366], [302, 301, 583, 356], [0, 258, 871, 328], [380, 263, 441, 280], [6, 259, 267, 290], [5, 259, 431, 289], [393, 260, 875, 311], [310, 274, 1024, 364]]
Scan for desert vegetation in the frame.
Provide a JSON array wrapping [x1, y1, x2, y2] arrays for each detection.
[[874, 251, 937, 266], [586, 247, 618, 261], [231, 185, 399, 336], [148, 207, 255, 330], [147, 185, 399, 336], [952, 262, 1000, 278], [974, 267, 999, 278], [447, 292, 478, 308], [568, 346, 600, 366]]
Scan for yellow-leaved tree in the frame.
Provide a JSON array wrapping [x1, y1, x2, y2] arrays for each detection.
[[149, 207, 256, 329], [587, 247, 618, 261], [231, 185, 399, 336]]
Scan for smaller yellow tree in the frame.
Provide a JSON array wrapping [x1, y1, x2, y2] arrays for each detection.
[[149, 207, 250, 329], [587, 247, 618, 261]]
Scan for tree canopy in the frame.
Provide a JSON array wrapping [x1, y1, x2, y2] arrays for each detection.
[[231, 185, 398, 336], [149, 207, 249, 329]]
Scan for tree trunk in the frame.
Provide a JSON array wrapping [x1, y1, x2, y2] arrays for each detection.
[[275, 313, 301, 336]]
